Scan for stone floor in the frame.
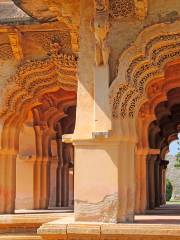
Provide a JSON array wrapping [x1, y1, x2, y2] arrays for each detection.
[[135, 204, 180, 224], [2, 204, 180, 225], [1, 205, 180, 240]]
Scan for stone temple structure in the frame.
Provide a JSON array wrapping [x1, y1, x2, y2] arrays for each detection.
[[1, 0, 180, 239]]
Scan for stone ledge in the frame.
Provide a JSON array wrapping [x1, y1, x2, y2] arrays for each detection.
[[37, 218, 180, 240], [0, 234, 41, 240]]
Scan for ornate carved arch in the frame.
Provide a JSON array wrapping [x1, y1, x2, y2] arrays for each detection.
[[0, 54, 77, 121], [110, 20, 180, 120]]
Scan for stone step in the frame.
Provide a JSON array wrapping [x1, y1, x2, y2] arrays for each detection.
[[0, 234, 41, 240], [0, 213, 72, 234]]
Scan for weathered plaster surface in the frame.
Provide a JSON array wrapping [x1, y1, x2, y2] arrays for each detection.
[[75, 193, 118, 223]]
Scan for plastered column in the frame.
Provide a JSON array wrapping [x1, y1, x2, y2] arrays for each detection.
[[56, 126, 63, 207], [154, 159, 160, 207], [148, 155, 157, 209], [49, 156, 58, 208], [73, 138, 136, 223], [135, 113, 151, 214], [159, 162, 163, 205], [161, 160, 169, 205], [0, 151, 16, 213], [94, 65, 112, 133], [140, 154, 148, 213], [126, 141, 136, 222], [33, 125, 42, 209], [135, 153, 141, 214], [73, 0, 94, 140], [5, 152, 16, 213], [135, 151, 148, 214], [162, 168, 166, 204], [0, 151, 6, 213], [74, 139, 120, 223], [117, 141, 128, 222], [70, 0, 134, 223]]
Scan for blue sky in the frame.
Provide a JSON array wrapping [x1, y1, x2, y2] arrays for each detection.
[[169, 134, 180, 155]]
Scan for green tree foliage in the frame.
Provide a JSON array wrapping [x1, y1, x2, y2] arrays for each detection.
[[166, 178, 173, 201], [175, 152, 180, 167]]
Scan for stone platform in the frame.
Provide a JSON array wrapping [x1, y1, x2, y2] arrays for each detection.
[[38, 221, 180, 240], [37, 205, 180, 240], [1, 205, 180, 240]]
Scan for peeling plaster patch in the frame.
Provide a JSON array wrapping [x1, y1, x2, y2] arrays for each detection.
[[75, 193, 118, 223]]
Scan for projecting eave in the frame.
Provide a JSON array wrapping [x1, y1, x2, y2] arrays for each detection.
[[0, 0, 38, 25]]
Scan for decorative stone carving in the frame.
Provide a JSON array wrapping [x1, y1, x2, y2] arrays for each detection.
[[109, 0, 147, 20], [0, 43, 13, 60], [95, 0, 108, 12], [111, 84, 128, 118], [147, 81, 162, 99], [110, 0, 135, 18], [94, 0, 110, 66], [110, 21, 180, 119], [28, 31, 72, 55], [129, 94, 141, 118], [8, 32, 23, 61], [134, 0, 148, 20], [0, 54, 77, 120], [138, 102, 151, 118]]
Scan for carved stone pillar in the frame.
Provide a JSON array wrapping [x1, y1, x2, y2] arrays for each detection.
[[56, 130, 63, 207], [33, 125, 42, 209], [5, 152, 17, 213], [49, 156, 58, 208], [161, 168, 166, 205], [147, 155, 158, 209], [154, 158, 161, 207], [62, 143, 74, 207], [135, 153, 141, 214], [40, 129, 51, 209], [159, 161, 163, 205], [160, 160, 169, 205], [0, 151, 16, 213], [135, 151, 148, 214], [126, 141, 136, 222], [69, 166, 74, 207], [0, 151, 6, 213], [140, 154, 148, 213]]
